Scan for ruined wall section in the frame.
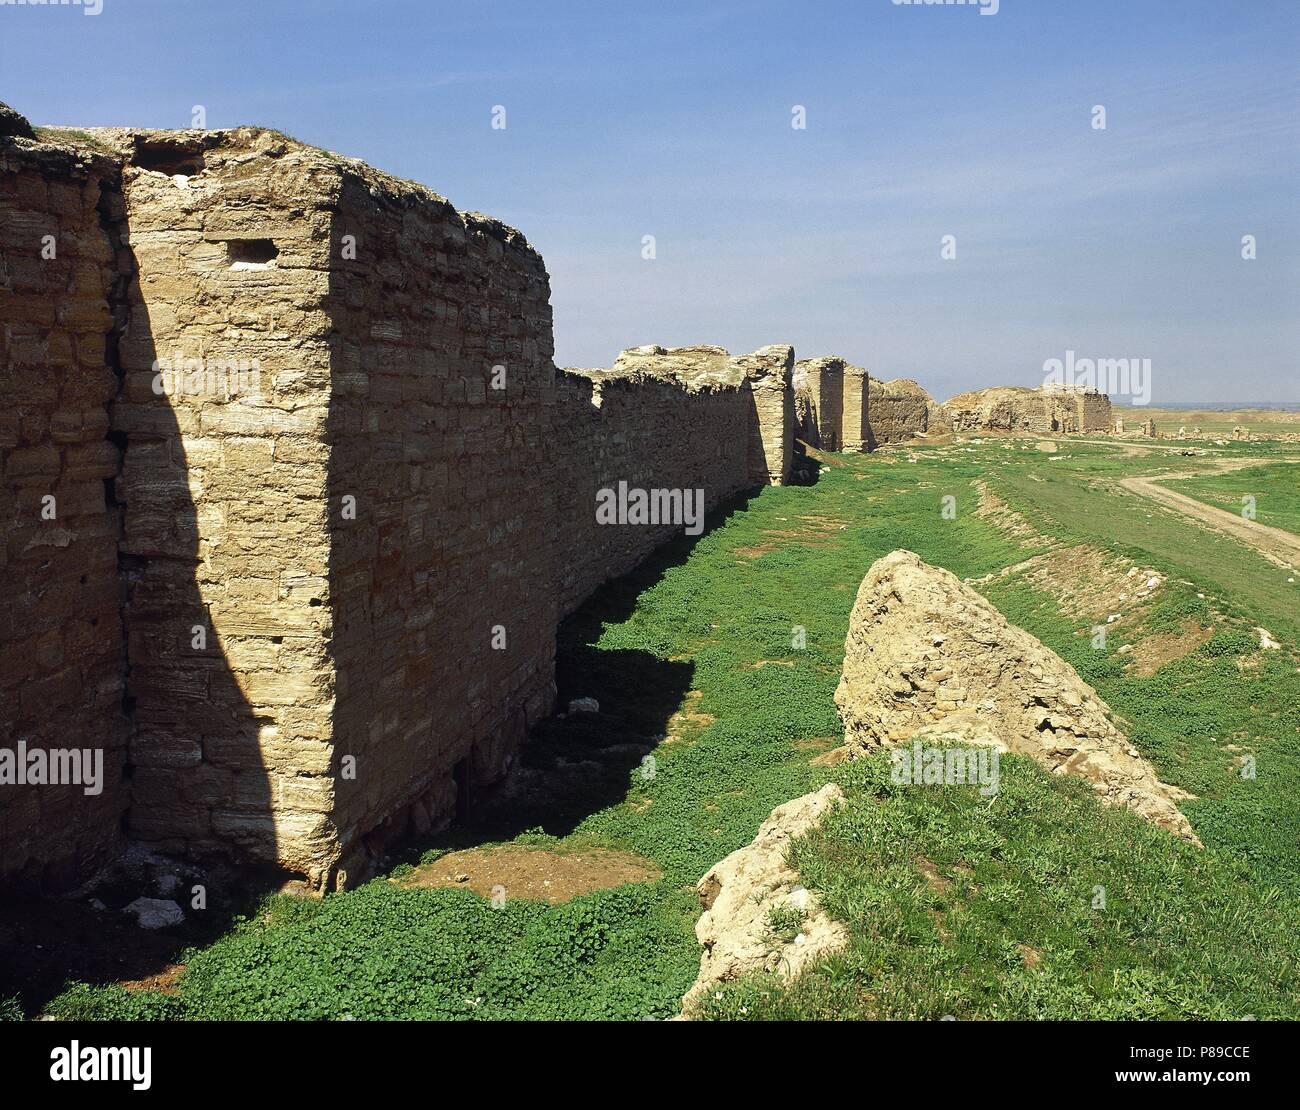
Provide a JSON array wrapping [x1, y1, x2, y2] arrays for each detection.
[[842, 365, 870, 452], [323, 173, 558, 882], [0, 128, 129, 887], [867, 378, 932, 446], [1077, 391, 1112, 433], [942, 386, 1113, 436], [794, 357, 844, 451], [608, 344, 794, 487], [554, 365, 752, 616], [739, 345, 795, 484], [103, 129, 341, 883]]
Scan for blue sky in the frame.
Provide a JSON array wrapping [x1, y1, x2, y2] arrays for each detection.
[[3, 0, 1297, 402]]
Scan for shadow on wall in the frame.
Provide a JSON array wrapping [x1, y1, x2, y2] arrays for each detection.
[[414, 486, 758, 846], [0, 148, 276, 1015], [109, 165, 274, 884]]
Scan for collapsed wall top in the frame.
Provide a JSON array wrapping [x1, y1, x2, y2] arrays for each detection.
[[608, 344, 796, 486]]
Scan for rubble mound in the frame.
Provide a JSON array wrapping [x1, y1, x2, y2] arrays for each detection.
[[834, 551, 1198, 841], [681, 784, 847, 1013]]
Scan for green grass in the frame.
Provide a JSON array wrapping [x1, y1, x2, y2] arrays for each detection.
[[43, 441, 1300, 1020], [985, 445, 1300, 645], [1166, 462, 1300, 539], [31, 126, 114, 154], [696, 750, 1299, 1021]]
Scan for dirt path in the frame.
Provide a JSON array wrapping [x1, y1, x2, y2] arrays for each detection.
[[1117, 457, 1300, 570]]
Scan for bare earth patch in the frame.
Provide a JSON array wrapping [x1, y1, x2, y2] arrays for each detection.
[[119, 963, 186, 995], [734, 513, 846, 560], [1126, 620, 1215, 678], [1016, 544, 1165, 622], [398, 845, 661, 903], [663, 689, 715, 744], [916, 857, 951, 894]]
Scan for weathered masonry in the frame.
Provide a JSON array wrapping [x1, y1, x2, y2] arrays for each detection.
[[939, 385, 1113, 435], [555, 343, 793, 616], [0, 117, 129, 886], [1, 113, 1109, 890], [0, 120, 806, 890], [794, 357, 845, 452]]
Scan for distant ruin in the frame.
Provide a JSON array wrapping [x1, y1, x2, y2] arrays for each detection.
[[939, 384, 1113, 436], [0, 112, 1116, 891]]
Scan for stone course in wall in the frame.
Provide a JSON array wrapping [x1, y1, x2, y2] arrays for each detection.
[[322, 166, 560, 885], [607, 344, 795, 487], [0, 114, 130, 888], [841, 363, 871, 452]]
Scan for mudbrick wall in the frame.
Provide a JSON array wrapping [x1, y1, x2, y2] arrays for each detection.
[[0, 128, 130, 887]]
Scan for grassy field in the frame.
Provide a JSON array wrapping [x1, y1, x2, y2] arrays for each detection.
[[1114, 406, 1300, 438], [1165, 462, 1300, 539], [35, 439, 1300, 1021]]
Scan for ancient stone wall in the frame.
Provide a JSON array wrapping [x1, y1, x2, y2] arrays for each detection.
[[0, 121, 821, 892], [841, 364, 871, 452], [322, 170, 559, 884], [740, 347, 795, 484], [607, 344, 794, 488], [554, 363, 752, 616], [867, 378, 932, 446], [0, 127, 130, 887], [1076, 391, 1112, 432], [100, 129, 341, 882], [793, 357, 844, 451], [942, 386, 1112, 436]]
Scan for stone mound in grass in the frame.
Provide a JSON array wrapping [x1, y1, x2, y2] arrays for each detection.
[[680, 784, 847, 1015], [835, 550, 1199, 842]]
